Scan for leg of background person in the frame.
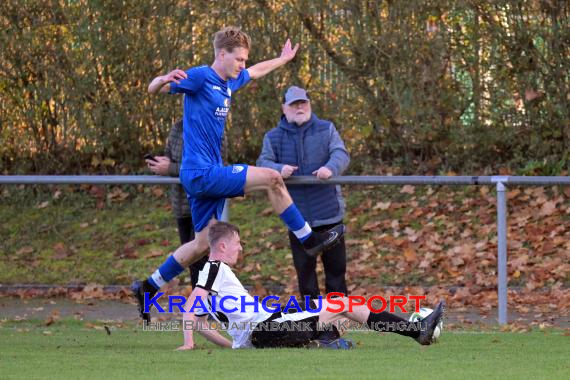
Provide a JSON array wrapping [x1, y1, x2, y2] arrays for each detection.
[[317, 223, 348, 296], [171, 217, 213, 265], [177, 216, 206, 287], [177, 216, 195, 244], [289, 231, 319, 299]]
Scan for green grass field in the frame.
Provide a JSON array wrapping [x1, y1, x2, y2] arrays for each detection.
[[1, 320, 568, 380]]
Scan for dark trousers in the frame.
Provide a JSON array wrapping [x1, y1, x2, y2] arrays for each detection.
[[176, 216, 207, 288], [288, 222, 348, 300]]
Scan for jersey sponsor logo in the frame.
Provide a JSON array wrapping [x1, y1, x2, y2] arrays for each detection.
[[212, 85, 222, 91], [215, 107, 230, 118], [232, 165, 244, 174]]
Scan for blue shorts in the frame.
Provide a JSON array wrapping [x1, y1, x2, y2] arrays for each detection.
[[180, 164, 248, 232]]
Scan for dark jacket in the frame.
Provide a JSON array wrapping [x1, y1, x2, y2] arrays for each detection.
[[165, 120, 191, 219], [256, 113, 349, 227]]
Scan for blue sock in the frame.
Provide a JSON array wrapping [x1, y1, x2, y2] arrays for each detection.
[[147, 255, 184, 290], [280, 204, 313, 242]]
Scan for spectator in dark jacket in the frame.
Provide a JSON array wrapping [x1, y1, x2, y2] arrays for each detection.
[[146, 120, 207, 288], [257, 86, 350, 299]]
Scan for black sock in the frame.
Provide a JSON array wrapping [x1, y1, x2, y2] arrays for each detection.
[[366, 311, 420, 339], [142, 279, 158, 297]]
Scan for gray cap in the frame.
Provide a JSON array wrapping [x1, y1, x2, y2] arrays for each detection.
[[283, 86, 310, 105]]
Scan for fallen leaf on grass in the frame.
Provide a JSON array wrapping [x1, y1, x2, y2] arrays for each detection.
[[16, 246, 34, 256], [373, 202, 391, 210], [53, 242, 72, 259], [107, 187, 130, 202], [539, 201, 557, 216], [85, 322, 104, 330], [145, 250, 164, 259], [362, 221, 382, 231], [507, 189, 520, 199], [136, 239, 152, 246], [403, 248, 417, 262], [151, 187, 164, 197], [160, 240, 172, 247], [123, 250, 139, 259], [419, 259, 430, 269], [115, 243, 138, 259], [45, 310, 60, 326], [36, 201, 49, 209]]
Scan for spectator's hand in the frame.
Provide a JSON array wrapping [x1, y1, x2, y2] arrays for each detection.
[[163, 69, 187, 85], [280, 165, 298, 179], [280, 39, 300, 62], [312, 166, 332, 179], [147, 156, 171, 176]]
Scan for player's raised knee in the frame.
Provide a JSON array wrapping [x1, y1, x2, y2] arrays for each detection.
[[265, 169, 285, 191]]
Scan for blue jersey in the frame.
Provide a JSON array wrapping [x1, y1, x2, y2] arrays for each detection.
[[169, 66, 251, 170]]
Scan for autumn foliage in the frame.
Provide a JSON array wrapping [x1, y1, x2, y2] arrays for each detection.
[[1, 1, 568, 174]]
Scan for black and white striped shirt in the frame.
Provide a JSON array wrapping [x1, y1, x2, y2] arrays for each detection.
[[196, 260, 273, 348]]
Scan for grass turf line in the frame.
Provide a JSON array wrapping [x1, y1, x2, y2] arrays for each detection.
[[0, 320, 568, 380]]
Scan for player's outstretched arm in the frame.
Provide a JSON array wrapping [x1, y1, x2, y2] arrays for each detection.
[[177, 287, 209, 350], [196, 315, 232, 348], [247, 39, 299, 79], [148, 69, 188, 94]]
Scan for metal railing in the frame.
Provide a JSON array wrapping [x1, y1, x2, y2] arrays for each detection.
[[2, 174, 569, 324]]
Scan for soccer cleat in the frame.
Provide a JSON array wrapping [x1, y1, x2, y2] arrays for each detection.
[[306, 337, 355, 350], [304, 224, 345, 257], [415, 300, 446, 346], [131, 280, 151, 324]]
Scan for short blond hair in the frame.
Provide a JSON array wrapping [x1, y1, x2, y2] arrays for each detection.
[[213, 26, 251, 54], [208, 222, 240, 247]]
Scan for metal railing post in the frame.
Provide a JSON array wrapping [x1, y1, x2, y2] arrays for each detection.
[[494, 178, 509, 325], [221, 199, 230, 222]]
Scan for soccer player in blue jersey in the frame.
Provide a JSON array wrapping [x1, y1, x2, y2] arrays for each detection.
[[132, 27, 344, 322]]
